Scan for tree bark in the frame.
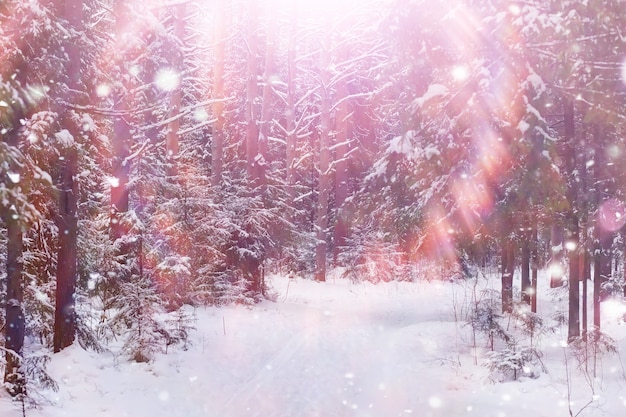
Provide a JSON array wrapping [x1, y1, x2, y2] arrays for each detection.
[[211, 0, 227, 187], [501, 237, 514, 313], [315, 24, 332, 282], [54, 148, 78, 352], [110, 0, 131, 242], [285, 2, 298, 216], [245, 0, 260, 183], [521, 232, 531, 305], [258, 8, 276, 187], [592, 124, 611, 329], [333, 76, 350, 264], [550, 224, 564, 287], [165, 3, 186, 178], [3, 129, 25, 395], [531, 224, 538, 313], [54, 0, 83, 353], [564, 98, 580, 342]]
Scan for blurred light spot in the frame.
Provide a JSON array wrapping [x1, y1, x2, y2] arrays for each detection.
[[549, 263, 564, 278], [429, 396, 443, 408], [564, 240, 577, 251], [452, 65, 469, 81], [108, 177, 120, 188], [155, 68, 180, 92], [96, 84, 111, 97], [194, 107, 209, 122], [598, 198, 626, 232]]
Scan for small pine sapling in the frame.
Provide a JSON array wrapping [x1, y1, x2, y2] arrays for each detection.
[[485, 340, 547, 382]]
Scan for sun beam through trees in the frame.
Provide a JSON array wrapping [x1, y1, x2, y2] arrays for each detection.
[[2, 0, 626, 409]]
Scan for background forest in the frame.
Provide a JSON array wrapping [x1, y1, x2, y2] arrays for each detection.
[[2, 0, 626, 406]]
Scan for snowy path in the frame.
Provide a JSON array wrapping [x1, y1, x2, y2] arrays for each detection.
[[2, 274, 626, 417]]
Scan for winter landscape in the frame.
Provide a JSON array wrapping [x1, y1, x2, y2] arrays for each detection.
[[2, 0, 626, 416], [2, 272, 626, 417]]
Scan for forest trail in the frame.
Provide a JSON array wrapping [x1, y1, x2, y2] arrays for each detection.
[[3, 274, 626, 417], [214, 276, 471, 417]]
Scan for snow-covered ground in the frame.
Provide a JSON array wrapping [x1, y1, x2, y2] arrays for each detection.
[[2, 271, 626, 417]]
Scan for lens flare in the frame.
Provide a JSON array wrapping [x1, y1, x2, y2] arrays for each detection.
[[598, 198, 626, 232]]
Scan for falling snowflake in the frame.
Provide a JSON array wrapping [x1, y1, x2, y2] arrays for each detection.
[[96, 84, 111, 97], [155, 68, 180, 92]]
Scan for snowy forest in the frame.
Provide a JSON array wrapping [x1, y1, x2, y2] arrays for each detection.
[[2, 0, 626, 415]]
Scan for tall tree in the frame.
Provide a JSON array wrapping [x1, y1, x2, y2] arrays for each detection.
[[211, 0, 227, 186], [53, 0, 84, 353], [314, 20, 332, 282]]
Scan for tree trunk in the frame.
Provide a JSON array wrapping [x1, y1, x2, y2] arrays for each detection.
[[54, 147, 78, 352], [581, 241, 588, 341], [165, 3, 186, 178], [110, 0, 131, 241], [3, 129, 25, 395], [333, 77, 350, 264], [567, 216, 580, 342], [285, 2, 298, 216], [211, 0, 227, 187], [531, 224, 538, 313], [521, 232, 531, 305], [258, 8, 276, 187], [564, 98, 580, 343], [501, 238, 514, 313], [245, 0, 260, 182], [315, 25, 332, 282], [54, 0, 82, 353], [592, 124, 611, 329], [550, 224, 564, 287]]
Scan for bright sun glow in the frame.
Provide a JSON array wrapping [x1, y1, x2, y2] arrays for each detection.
[[155, 68, 181, 92], [452, 65, 470, 81], [549, 263, 564, 278]]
